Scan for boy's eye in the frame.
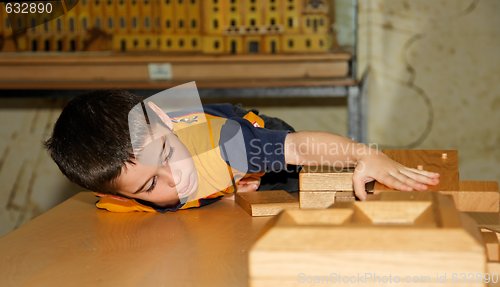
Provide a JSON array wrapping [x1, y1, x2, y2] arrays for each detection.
[[145, 176, 157, 193]]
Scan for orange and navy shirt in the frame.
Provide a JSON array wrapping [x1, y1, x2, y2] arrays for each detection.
[[96, 104, 290, 213]]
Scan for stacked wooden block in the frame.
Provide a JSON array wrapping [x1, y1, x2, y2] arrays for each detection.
[[239, 149, 500, 286], [299, 150, 500, 212], [236, 150, 498, 216], [299, 165, 355, 209]]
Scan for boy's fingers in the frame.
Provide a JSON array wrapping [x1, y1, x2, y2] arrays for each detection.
[[399, 168, 438, 186], [381, 173, 413, 192], [390, 171, 427, 191], [404, 167, 440, 178], [352, 175, 367, 201]]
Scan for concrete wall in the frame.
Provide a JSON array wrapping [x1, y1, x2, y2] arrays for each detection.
[[357, 0, 500, 180], [0, 98, 80, 236]]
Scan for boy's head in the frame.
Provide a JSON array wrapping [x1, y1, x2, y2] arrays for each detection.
[[45, 90, 198, 207]]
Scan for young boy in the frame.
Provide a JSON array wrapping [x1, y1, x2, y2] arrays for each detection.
[[44, 88, 439, 212]]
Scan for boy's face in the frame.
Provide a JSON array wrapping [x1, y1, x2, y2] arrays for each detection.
[[113, 127, 199, 207]]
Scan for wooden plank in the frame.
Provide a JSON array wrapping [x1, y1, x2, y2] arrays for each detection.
[[0, 52, 352, 89], [0, 52, 353, 64], [441, 181, 499, 212], [0, 192, 273, 287], [0, 78, 357, 90], [250, 192, 486, 287], [0, 61, 348, 81], [373, 150, 459, 192], [235, 190, 299, 217], [299, 166, 354, 191]]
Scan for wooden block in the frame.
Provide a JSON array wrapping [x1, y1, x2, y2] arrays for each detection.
[[485, 230, 500, 286], [482, 230, 500, 262], [300, 190, 355, 209], [441, 181, 499, 212], [467, 212, 500, 234], [376, 180, 498, 212], [235, 190, 298, 217], [299, 191, 336, 209], [299, 166, 353, 191], [335, 191, 356, 202], [250, 192, 486, 287], [373, 150, 459, 192]]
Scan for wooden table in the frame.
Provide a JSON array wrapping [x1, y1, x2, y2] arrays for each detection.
[[2, 192, 498, 287], [0, 192, 272, 287]]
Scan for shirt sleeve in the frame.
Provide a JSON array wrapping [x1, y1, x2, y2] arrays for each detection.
[[218, 116, 290, 174]]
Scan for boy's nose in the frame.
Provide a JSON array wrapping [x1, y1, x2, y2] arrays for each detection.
[[160, 167, 182, 188]]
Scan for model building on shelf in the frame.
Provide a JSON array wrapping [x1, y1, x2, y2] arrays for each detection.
[[0, 0, 333, 54]]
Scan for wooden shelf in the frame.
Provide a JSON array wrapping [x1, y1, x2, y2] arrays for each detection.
[[0, 78, 356, 90], [0, 52, 352, 64], [0, 52, 353, 90]]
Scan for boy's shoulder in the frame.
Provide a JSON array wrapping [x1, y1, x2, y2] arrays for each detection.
[[202, 103, 241, 118]]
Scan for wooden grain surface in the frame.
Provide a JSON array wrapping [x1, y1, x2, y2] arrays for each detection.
[[467, 212, 500, 234], [235, 190, 299, 217], [0, 192, 273, 287], [482, 230, 500, 262], [0, 78, 357, 90], [299, 191, 355, 209], [299, 166, 354, 191], [441, 181, 499, 212], [0, 53, 353, 89], [299, 191, 337, 209], [374, 150, 459, 191], [0, 53, 353, 64]]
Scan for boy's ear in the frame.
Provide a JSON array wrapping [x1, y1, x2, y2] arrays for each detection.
[[147, 101, 174, 131]]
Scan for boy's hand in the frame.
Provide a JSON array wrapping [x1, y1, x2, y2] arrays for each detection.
[[284, 132, 440, 200], [353, 150, 440, 200], [236, 177, 261, 193]]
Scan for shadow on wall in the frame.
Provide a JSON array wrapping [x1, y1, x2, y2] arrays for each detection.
[[361, 0, 500, 181]]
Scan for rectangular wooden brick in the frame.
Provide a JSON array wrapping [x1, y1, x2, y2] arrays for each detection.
[[235, 190, 298, 217]]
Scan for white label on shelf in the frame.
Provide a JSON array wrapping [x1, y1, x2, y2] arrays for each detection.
[[148, 63, 173, 80]]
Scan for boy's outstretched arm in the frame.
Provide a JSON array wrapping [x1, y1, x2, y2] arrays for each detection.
[[284, 131, 440, 200]]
